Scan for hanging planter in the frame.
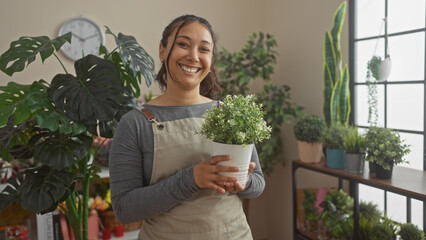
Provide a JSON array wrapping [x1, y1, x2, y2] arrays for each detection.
[[379, 55, 392, 81]]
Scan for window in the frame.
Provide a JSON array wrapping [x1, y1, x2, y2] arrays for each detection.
[[349, 0, 425, 230]]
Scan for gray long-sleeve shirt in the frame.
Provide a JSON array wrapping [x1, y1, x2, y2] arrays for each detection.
[[109, 101, 266, 224]]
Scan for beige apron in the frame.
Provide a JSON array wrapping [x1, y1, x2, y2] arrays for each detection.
[[137, 107, 252, 240]]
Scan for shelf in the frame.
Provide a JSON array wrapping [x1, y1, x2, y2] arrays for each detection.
[[110, 229, 139, 239]]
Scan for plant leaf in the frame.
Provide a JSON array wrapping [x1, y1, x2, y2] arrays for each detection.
[[20, 165, 74, 213], [105, 26, 156, 87], [0, 82, 32, 126], [48, 54, 123, 127], [339, 64, 350, 125], [0, 174, 23, 210], [0, 33, 71, 76]]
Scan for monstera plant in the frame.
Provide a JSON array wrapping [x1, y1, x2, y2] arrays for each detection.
[[0, 28, 155, 240]]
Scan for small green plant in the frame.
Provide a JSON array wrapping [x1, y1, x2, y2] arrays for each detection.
[[293, 115, 326, 143], [198, 95, 271, 145], [399, 223, 425, 240], [319, 189, 354, 239], [365, 127, 411, 170], [366, 56, 382, 126], [344, 126, 366, 154], [301, 190, 319, 232], [323, 124, 348, 149], [359, 201, 382, 221]]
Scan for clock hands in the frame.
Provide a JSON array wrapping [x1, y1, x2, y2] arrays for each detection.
[[84, 34, 100, 41], [71, 32, 85, 42]]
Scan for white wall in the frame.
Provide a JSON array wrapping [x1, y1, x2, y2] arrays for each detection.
[[0, 1, 349, 239]]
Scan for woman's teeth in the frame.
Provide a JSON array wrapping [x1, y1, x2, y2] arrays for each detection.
[[181, 65, 199, 73]]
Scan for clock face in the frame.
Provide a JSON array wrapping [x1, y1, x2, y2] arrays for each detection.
[[58, 17, 105, 61]]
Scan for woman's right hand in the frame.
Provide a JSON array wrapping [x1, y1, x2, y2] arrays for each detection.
[[193, 155, 238, 194]]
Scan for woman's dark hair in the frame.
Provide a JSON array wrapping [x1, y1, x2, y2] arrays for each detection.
[[157, 14, 221, 99]]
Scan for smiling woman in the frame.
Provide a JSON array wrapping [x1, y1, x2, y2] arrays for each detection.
[[109, 14, 265, 240]]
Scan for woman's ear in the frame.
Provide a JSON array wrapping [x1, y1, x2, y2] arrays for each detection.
[[159, 43, 165, 62]]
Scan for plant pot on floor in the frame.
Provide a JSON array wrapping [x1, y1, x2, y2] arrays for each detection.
[[297, 141, 323, 163], [371, 162, 394, 179], [345, 153, 365, 174], [326, 149, 346, 169], [212, 141, 254, 185]]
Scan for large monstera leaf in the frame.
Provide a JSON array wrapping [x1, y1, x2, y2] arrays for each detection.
[[0, 115, 36, 161], [48, 55, 123, 136], [20, 165, 74, 213], [105, 27, 156, 88], [0, 82, 32, 126], [0, 33, 71, 76], [0, 173, 24, 210], [31, 132, 92, 170]]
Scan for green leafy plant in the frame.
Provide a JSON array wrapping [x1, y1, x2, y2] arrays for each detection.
[[323, 1, 351, 127], [301, 190, 319, 232], [364, 127, 411, 170], [358, 201, 383, 240], [319, 189, 354, 239], [198, 95, 271, 145], [216, 32, 303, 175], [293, 115, 326, 143], [0, 28, 155, 240], [399, 222, 425, 240], [323, 124, 348, 149], [366, 56, 382, 126], [344, 126, 366, 154], [369, 217, 398, 240]]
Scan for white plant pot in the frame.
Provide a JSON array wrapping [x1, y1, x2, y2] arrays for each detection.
[[211, 141, 254, 185], [379, 57, 392, 81], [297, 141, 322, 163]]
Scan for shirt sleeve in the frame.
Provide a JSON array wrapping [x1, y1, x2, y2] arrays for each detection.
[[237, 147, 266, 198], [109, 111, 200, 224]]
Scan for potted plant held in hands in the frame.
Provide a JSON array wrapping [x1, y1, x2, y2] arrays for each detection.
[[344, 126, 367, 173], [365, 127, 411, 179], [197, 95, 271, 185], [293, 115, 326, 163], [323, 124, 348, 169]]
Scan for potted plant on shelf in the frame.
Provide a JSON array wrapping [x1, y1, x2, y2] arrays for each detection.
[[364, 127, 411, 179], [293, 115, 326, 163], [318, 189, 353, 240], [197, 94, 271, 185], [343, 126, 366, 173], [0, 28, 155, 240], [323, 124, 348, 169], [398, 222, 425, 240]]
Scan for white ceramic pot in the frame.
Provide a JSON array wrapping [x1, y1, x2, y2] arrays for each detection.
[[212, 141, 254, 185], [379, 57, 392, 81], [297, 141, 323, 163]]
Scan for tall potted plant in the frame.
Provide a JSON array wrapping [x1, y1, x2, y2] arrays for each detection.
[[364, 127, 411, 179], [343, 126, 366, 173], [197, 94, 271, 185], [323, 1, 350, 127], [293, 115, 326, 163], [217, 32, 303, 175], [0, 28, 156, 240]]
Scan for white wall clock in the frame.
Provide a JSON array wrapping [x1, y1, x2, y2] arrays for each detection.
[[58, 17, 105, 61]]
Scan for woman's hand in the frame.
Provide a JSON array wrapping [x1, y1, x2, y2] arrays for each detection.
[[193, 155, 239, 194], [220, 162, 256, 194]]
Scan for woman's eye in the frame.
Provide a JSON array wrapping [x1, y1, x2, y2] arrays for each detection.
[[200, 47, 211, 53], [177, 42, 189, 48]]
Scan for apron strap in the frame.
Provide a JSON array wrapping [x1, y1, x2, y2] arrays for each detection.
[[140, 108, 164, 130]]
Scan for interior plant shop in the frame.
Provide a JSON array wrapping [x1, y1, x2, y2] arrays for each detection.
[[0, 0, 426, 240]]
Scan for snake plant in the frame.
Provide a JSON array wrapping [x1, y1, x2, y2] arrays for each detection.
[[323, 1, 350, 126]]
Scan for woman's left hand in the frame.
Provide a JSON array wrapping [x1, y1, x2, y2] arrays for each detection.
[[220, 162, 256, 193]]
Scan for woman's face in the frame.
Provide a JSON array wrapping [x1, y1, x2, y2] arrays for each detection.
[[160, 21, 213, 92]]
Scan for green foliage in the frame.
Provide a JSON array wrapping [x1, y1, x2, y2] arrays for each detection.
[[399, 223, 425, 240], [343, 126, 366, 154], [302, 190, 319, 222], [319, 189, 354, 239], [216, 32, 303, 175], [293, 115, 326, 143], [365, 127, 411, 170], [369, 217, 398, 240], [217, 32, 277, 97], [366, 56, 382, 126], [198, 95, 271, 145], [359, 201, 382, 222], [323, 1, 351, 127], [323, 124, 348, 149], [0, 27, 154, 240]]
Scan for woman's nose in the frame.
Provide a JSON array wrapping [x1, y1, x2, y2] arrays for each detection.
[[187, 48, 199, 62]]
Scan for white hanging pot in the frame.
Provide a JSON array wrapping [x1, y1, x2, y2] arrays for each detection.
[[379, 56, 392, 81]]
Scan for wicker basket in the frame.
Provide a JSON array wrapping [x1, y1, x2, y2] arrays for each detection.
[[100, 210, 143, 232]]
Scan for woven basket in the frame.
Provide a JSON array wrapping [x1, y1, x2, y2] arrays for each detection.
[[100, 210, 143, 232]]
